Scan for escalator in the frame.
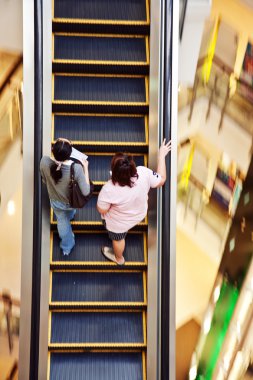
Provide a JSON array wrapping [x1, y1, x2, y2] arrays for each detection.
[[48, 0, 150, 378]]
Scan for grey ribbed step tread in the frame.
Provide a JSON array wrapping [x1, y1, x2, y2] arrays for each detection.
[[52, 232, 145, 263], [50, 311, 144, 344], [52, 196, 100, 223], [86, 154, 145, 182], [54, 35, 147, 62], [54, 115, 146, 143], [49, 352, 145, 380], [51, 272, 144, 303], [54, 0, 147, 21], [54, 75, 147, 103], [51, 196, 147, 228]]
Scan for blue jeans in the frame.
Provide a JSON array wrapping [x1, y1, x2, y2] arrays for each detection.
[[50, 200, 76, 253]]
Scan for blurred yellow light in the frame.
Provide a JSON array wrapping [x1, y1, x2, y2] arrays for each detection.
[[7, 200, 15, 216], [189, 365, 197, 380]]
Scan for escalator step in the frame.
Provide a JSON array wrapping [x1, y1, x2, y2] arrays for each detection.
[[54, 35, 147, 62], [84, 154, 145, 183], [54, 0, 148, 22], [53, 20, 150, 36], [53, 75, 148, 113], [50, 311, 145, 346], [51, 232, 146, 266], [50, 352, 145, 380], [51, 195, 147, 230], [54, 115, 146, 143], [51, 271, 145, 305], [53, 114, 147, 152], [53, 61, 149, 76], [51, 195, 100, 223], [54, 75, 147, 102]]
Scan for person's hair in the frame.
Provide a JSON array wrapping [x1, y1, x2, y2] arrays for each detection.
[[111, 153, 138, 187], [50, 139, 72, 184]]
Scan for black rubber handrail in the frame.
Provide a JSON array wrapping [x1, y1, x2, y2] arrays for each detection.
[[161, 0, 173, 378], [179, 0, 188, 41], [29, 0, 43, 379]]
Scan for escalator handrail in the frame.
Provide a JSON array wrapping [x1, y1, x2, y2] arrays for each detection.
[[29, 0, 43, 379]]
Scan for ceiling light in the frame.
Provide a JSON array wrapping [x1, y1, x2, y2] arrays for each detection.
[[203, 314, 212, 335], [221, 152, 230, 171], [189, 364, 197, 380], [7, 200, 15, 216], [223, 353, 230, 371], [214, 285, 221, 303]]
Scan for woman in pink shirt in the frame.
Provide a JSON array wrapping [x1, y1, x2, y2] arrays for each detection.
[[97, 139, 171, 265]]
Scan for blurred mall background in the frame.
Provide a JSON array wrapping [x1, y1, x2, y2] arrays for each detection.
[[0, 0, 22, 378], [1, 0, 253, 379]]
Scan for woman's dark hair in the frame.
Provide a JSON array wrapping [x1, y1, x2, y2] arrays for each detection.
[[50, 139, 72, 184], [111, 153, 138, 187]]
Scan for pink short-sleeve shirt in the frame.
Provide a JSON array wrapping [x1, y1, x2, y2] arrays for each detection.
[[97, 166, 161, 233]]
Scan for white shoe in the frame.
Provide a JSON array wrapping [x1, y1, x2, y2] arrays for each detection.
[[101, 246, 125, 265]]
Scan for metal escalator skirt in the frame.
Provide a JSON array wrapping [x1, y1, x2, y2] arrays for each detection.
[[51, 311, 144, 343], [54, 115, 146, 143], [54, 0, 147, 21], [52, 272, 144, 302], [54, 35, 147, 62], [54, 76, 146, 102], [50, 352, 143, 380], [52, 233, 144, 262]]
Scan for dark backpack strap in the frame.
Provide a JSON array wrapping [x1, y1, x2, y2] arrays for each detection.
[[70, 162, 75, 181]]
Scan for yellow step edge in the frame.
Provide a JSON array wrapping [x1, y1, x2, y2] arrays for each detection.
[[50, 230, 146, 235], [49, 343, 146, 349], [50, 308, 145, 313], [143, 350, 147, 380], [143, 309, 147, 346], [143, 271, 147, 306], [57, 151, 147, 157], [49, 302, 147, 308], [53, 112, 147, 117], [51, 229, 146, 236], [53, 100, 149, 106], [54, 32, 148, 38], [52, 141, 148, 146], [50, 261, 147, 267], [53, 59, 148, 65], [47, 351, 51, 380], [53, 72, 147, 78], [48, 311, 52, 346], [51, 269, 145, 273], [53, 18, 150, 26], [48, 349, 146, 354], [50, 209, 148, 225], [51, 220, 148, 227]]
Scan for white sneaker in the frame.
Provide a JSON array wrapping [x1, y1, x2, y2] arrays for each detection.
[[101, 246, 125, 265]]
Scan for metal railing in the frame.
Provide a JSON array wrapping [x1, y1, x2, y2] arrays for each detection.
[[187, 55, 253, 134], [177, 142, 234, 252]]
